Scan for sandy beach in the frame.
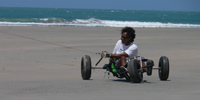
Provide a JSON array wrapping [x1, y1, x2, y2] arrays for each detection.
[[0, 26, 200, 100]]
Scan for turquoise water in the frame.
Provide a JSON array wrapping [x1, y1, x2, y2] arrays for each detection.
[[0, 7, 200, 27]]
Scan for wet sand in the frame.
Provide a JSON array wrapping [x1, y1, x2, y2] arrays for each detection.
[[0, 26, 200, 100]]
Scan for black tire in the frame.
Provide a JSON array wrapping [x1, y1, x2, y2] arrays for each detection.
[[158, 56, 169, 81], [147, 60, 154, 76], [81, 55, 92, 80], [128, 59, 143, 83]]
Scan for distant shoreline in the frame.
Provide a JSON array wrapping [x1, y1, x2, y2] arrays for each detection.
[[0, 6, 200, 12]]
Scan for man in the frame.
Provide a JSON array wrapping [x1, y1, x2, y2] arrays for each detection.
[[101, 27, 138, 71]]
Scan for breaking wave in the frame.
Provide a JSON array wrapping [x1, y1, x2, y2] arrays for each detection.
[[0, 18, 200, 28]]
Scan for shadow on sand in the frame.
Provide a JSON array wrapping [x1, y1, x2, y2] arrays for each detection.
[[112, 79, 152, 84]]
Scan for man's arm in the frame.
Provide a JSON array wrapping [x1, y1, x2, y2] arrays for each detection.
[[111, 52, 129, 59]]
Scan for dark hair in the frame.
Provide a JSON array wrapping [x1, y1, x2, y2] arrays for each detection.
[[121, 27, 136, 42]]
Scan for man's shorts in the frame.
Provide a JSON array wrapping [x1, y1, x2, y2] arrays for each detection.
[[114, 57, 145, 67]]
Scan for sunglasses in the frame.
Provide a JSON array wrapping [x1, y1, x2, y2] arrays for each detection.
[[121, 36, 130, 39]]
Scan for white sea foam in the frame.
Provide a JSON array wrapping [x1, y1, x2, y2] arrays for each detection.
[[0, 18, 200, 28]]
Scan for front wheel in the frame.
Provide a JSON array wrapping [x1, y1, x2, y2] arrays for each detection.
[[128, 59, 143, 83], [158, 56, 169, 81], [81, 55, 92, 80]]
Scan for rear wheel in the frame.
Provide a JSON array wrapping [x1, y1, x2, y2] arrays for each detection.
[[81, 55, 92, 80], [158, 56, 169, 81], [128, 59, 143, 83], [147, 60, 154, 76]]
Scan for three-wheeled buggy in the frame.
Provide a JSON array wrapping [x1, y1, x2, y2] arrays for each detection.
[[81, 52, 169, 83]]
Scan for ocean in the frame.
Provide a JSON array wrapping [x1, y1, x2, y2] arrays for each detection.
[[0, 7, 200, 27]]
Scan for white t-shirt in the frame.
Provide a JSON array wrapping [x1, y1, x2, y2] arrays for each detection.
[[112, 40, 138, 61]]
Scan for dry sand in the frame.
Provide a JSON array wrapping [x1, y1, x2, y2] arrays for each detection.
[[0, 26, 200, 100]]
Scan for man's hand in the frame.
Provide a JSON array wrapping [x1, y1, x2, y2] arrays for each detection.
[[109, 58, 116, 63], [101, 51, 111, 58]]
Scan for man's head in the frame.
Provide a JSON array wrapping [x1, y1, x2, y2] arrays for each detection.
[[121, 27, 136, 45]]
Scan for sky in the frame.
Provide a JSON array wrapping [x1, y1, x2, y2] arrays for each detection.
[[0, 0, 200, 11]]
